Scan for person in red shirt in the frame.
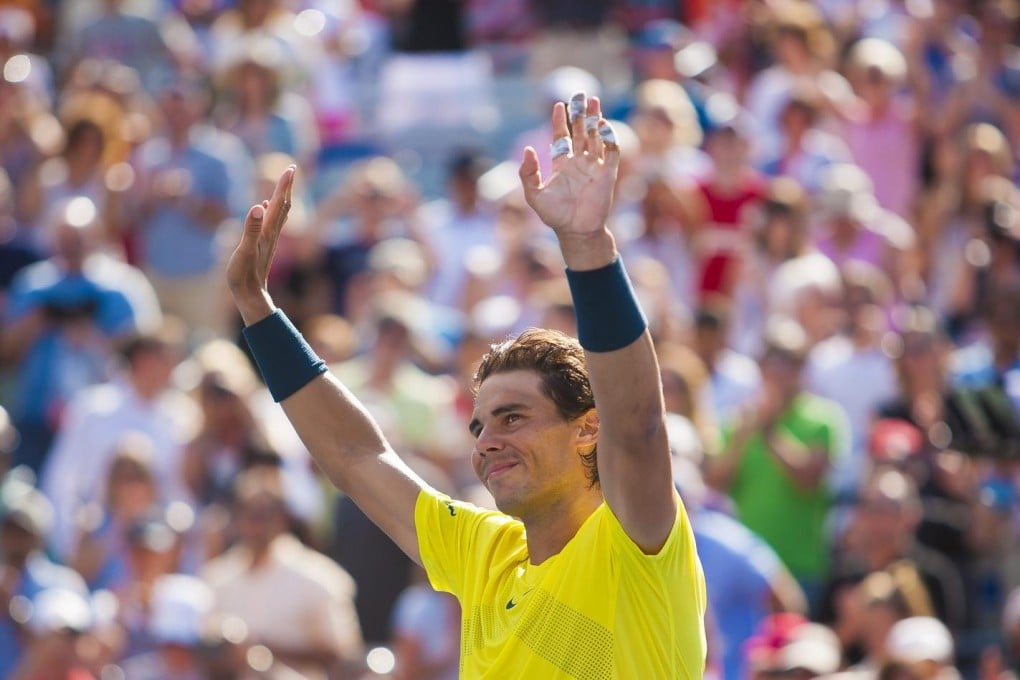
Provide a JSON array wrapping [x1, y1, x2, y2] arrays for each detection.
[[691, 105, 767, 300]]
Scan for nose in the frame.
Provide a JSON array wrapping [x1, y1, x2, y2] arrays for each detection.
[[473, 425, 505, 457]]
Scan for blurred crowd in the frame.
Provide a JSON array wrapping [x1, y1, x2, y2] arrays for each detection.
[[0, 0, 1018, 678]]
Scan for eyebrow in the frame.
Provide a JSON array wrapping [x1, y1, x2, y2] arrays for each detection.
[[468, 403, 530, 438]]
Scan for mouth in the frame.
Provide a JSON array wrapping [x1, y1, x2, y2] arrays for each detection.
[[485, 461, 518, 482]]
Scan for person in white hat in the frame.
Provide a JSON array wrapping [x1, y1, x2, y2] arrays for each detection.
[[885, 616, 960, 680]]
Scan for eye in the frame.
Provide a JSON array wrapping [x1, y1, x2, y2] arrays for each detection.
[[504, 413, 521, 426]]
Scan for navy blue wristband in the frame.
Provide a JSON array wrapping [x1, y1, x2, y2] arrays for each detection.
[[242, 310, 328, 402], [565, 257, 648, 352]]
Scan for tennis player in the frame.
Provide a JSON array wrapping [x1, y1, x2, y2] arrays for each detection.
[[227, 92, 706, 679]]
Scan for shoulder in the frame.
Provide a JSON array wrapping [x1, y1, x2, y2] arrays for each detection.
[[791, 393, 848, 428], [201, 546, 249, 585]]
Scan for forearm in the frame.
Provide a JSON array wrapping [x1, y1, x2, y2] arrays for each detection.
[[764, 430, 827, 491], [279, 374, 393, 486], [237, 298, 425, 562], [704, 434, 749, 491], [562, 230, 666, 442]]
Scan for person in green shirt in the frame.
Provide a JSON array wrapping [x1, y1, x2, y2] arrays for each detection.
[[706, 316, 849, 608]]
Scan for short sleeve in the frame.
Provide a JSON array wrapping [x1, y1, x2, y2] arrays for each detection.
[[414, 487, 522, 599]]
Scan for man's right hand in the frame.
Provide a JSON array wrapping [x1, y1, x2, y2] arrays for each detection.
[[226, 165, 296, 325]]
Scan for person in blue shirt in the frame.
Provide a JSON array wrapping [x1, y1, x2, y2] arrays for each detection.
[[4, 198, 140, 474], [0, 475, 88, 680], [670, 415, 806, 680]]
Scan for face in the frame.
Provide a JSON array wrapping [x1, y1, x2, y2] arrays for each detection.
[[0, 520, 39, 567], [469, 371, 594, 518], [236, 491, 287, 548], [760, 353, 803, 400]]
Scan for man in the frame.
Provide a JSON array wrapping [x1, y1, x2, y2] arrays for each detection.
[[202, 470, 362, 680], [40, 320, 199, 558], [0, 476, 88, 679], [129, 77, 234, 340], [3, 196, 161, 474], [706, 316, 849, 608], [227, 93, 706, 676]]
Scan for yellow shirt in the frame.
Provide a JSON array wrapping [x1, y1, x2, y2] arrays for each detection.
[[415, 488, 707, 679]]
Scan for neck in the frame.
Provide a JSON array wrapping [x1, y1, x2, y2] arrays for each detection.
[[169, 129, 189, 149], [130, 376, 163, 402], [521, 488, 602, 564], [248, 538, 275, 568]]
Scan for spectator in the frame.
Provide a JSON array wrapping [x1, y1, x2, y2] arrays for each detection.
[[744, 2, 845, 157], [690, 100, 767, 300], [814, 163, 915, 298], [731, 176, 814, 356], [806, 260, 899, 496], [707, 316, 849, 607], [7, 587, 97, 680], [692, 301, 762, 423], [18, 119, 111, 249], [922, 123, 1014, 331], [744, 614, 843, 680], [420, 149, 496, 310], [391, 566, 460, 680], [60, 0, 178, 93], [202, 469, 363, 680], [40, 319, 198, 558], [129, 76, 233, 341], [950, 280, 1020, 394], [820, 466, 968, 635], [837, 38, 921, 219], [181, 339, 278, 508], [312, 156, 420, 318], [757, 84, 852, 193], [884, 616, 960, 680], [115, 510, 190, 658], [118, 574, 213, 680], [69, 432, 160, 591], [213, 40, 298, 160], [3, 196, 160, 474], [0, 476, 88, 679]]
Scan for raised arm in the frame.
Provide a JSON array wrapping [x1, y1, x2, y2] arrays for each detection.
[[519, 94, 675, 553], [226, 168, 429, 564]]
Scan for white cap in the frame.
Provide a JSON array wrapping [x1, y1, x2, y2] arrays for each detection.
[[780, 623, 842, 674], [1, 477, 54, 537], [887, 616, 954, 664], [149, 574, 214, 646], [29, 588, 93, 634]]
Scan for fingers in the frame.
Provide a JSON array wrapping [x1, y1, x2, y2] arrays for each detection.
[[519, 146, 542, 205], [266, 165, 296, 240], [569, 92, 587, 157], [237, 203, 265, 254], [600, 120, 622, 175], [584, 96, 604, 159], [550, 102, 572, 173]]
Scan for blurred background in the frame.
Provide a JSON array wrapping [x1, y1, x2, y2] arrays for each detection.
[[0, 0, 1018, 678]]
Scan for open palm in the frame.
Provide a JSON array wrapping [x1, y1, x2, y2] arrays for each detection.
[[519, 94, 621, 238]]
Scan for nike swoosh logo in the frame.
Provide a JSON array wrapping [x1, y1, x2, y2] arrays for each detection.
[[506, 589, 533, 610]]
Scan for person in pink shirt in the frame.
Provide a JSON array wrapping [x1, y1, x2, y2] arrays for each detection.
[[813, 164, 916, 298], [837, 38, 921, 220]]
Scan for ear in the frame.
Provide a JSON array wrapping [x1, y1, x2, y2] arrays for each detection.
[[576, 408, 599, 446]]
